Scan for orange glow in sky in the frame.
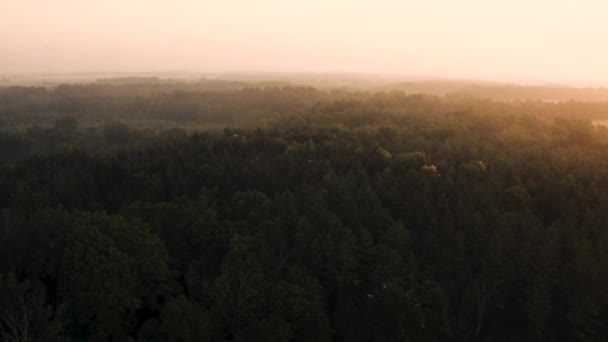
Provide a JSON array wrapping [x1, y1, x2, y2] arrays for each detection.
[[1, 0, 607, 84]]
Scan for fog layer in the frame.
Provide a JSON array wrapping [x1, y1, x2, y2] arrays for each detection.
[[1, 0, 607, 84]]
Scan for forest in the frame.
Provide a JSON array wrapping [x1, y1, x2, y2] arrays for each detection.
[[0, 80, 607, 341]]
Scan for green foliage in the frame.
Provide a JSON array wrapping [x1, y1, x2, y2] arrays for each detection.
[[1, 84, 608, 341], [0, 274, 67, 342]]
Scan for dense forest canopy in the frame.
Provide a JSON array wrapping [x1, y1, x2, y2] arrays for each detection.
[[0, 80, 607, 341]]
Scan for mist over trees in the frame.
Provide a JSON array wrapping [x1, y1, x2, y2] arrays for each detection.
[[1, 80, 607, 341]]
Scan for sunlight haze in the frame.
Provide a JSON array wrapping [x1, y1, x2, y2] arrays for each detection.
[[1, 0, 607, 84]]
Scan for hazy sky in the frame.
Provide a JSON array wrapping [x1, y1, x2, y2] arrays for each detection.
[[1, 0, 607, 84]]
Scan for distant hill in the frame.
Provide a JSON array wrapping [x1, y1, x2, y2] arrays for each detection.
[[5, 72, 608, 101]]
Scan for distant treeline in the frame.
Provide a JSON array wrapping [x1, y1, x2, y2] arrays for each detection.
[[2, 81, 608, 133], [382, 81, 608, 101]]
